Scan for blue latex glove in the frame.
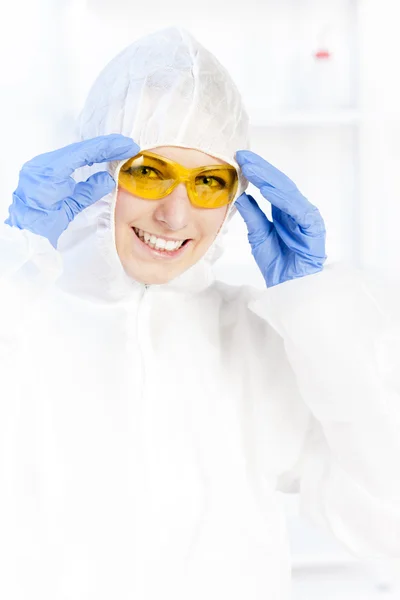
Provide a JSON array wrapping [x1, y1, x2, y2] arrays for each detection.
[[5, 134, 140, 249], [235, 150, 327, 287]]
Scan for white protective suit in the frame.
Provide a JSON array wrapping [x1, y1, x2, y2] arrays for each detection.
[[1, 26, 400, 600]]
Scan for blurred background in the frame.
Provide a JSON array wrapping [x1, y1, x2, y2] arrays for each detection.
[[1, 0, 400, 597]]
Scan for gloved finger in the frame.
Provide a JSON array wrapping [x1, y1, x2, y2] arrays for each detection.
[[63, 171, 116, 218], [272, 205, 327, 260], [257, 183, 325, 233], [236, 151, 299, 194], [23, 134, 140, 180], [271, 204, 326, 239], [16, 170, 77, 210], [235, 192, 274, 246]]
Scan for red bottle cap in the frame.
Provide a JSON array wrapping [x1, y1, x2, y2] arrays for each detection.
[[314, 49, 331, 59]]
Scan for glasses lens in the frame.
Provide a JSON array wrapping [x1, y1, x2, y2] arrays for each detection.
[[194, 168, 238, 208], [119, 153, 238, 208], [119, 154, 175, 199]]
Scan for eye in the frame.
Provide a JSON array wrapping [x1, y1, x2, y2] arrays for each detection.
[[123, 165, 163, 179], [196, 175, 226, 189]]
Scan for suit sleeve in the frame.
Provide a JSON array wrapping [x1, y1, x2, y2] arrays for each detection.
[[0, 223, 62, 363], [248, 263, 400, 559]]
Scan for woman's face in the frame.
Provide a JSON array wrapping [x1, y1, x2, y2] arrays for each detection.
[[114, 146, 231, 285]]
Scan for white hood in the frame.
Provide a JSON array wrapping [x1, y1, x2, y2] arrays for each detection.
[[56, 26, 250, 303]]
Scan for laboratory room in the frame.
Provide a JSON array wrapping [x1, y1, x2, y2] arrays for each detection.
[[1, 1, 400, 599]]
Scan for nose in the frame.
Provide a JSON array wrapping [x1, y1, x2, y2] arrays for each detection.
[[153, 182, 192, 231]]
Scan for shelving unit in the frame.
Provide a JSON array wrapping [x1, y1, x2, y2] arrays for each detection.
[[213, 0, 365, 286]]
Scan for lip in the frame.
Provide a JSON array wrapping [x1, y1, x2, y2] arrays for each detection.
[[131, 227, 192, 260]]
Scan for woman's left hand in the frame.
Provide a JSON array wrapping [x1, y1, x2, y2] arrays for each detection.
[[235, 150, 327, 288]]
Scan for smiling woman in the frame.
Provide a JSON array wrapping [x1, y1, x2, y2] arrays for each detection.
[[1, 24, 400, 600], [114, 145, 235, 285]]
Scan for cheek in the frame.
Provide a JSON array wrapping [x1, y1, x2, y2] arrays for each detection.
[[115, 191, 127, 224], [115, 190, 140, 226], [202, 206, 229, 238]]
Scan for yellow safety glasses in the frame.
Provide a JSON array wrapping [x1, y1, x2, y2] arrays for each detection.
[[118, 151, 239, 209]]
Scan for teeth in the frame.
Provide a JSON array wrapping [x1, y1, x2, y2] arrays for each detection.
[[155, 238, 166, 249], [135, 228, 185, 252]]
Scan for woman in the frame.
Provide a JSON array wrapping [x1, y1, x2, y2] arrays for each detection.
[[1, 26, 400, 600]]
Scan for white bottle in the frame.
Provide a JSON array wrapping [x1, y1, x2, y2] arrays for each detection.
[[292, 23, 348, 112]]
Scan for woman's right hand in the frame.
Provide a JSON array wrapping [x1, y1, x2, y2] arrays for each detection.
[[4, 134, 140, 249]]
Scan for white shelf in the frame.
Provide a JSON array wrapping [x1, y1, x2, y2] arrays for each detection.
[[249, 109, 362, 127], [291, 554, 359, 572]]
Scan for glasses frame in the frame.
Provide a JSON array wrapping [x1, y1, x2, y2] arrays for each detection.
[[118, 150, 239, 209]]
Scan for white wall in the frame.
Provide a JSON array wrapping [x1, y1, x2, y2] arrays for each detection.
[[357, 0, 400, 279], [0, 0, 74, 217]]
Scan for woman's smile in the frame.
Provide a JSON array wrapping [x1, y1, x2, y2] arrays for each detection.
[[131, 225, 193, 260]]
